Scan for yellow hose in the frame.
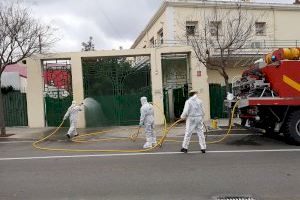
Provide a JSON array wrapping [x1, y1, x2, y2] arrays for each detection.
[[32, 100, 240, 152], [207, 99, 240, 144]]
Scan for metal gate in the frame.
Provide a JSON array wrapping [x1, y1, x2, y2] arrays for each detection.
[[2, 90, 28, 126], [209, 84, 231, 119], [163, 86, 188, 122], [82, 56, 152, 127], [43, 60, 72, 126], [163, 89, 170, 122], [173, 86, 188, 118]]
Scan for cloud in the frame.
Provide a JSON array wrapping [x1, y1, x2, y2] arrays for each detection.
[[23, 0, 162, 52], [21, 0, 295, 52]]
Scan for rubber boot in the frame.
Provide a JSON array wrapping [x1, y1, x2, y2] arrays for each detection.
[[143, 142, 152, 149], [151, 137, 157, 147], [143, 138, 152, 149], [180, 148, 188, 153]]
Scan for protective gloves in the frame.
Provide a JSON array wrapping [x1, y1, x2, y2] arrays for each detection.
[[139, 122, 143, 127]]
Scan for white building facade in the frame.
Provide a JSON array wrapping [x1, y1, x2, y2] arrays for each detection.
[[131, 0, 300, 85]]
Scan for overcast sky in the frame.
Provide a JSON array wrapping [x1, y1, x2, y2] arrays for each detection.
[[8, 0, 295, 52]]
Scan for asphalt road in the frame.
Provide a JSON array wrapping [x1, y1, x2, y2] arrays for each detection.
[[0, 130, 300, 200]]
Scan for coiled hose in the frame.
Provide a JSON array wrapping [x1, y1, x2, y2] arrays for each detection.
[[33, 100, 240, 152]]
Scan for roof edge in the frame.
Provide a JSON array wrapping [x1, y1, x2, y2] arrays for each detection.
[[170, 0, 300, 10], [131, 1, 168, 49]]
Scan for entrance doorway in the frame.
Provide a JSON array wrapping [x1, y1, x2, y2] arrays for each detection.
[[162, 54, 190, 122], [42, 59, 72, 127]]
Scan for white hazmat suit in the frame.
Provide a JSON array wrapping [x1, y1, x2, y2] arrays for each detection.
[[139, 97, 156, 148], [180, 93, 206, 153], [64, 101, 84, 138]]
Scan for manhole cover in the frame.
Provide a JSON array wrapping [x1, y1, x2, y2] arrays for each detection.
[[214, 195, 256, 200]]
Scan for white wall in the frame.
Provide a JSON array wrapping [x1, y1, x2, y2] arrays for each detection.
[[274, 9, 300, 41], [135, 12, 167, 48], [1, 72, 22, 91], [134, 3, 300, 50], [20, 77, 27, 93], [207, 68, 245, 85], [26, 57, 45, 127], [173, 6, 275, 41]]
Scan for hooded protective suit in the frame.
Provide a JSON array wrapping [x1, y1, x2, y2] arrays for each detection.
[[139, 97, 156, 148], [181, 94, 206, 151], [64, 101, 84, 138]]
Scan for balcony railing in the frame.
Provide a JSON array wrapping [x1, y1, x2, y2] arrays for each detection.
[[150, 39, 300, 49], [144, 39, 300, 56]]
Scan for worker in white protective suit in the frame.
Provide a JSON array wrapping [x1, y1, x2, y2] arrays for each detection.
[[180, 90, 206, 153], [63, 100, 84, 139], [139, 97, 157, 148]]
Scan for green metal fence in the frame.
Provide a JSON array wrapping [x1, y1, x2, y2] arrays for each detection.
[[163, 89, 170, 122], [83, 57, 152, 127], [3, 91, 28, 126], [45, 96, 72, 127], [163, 86, 188, 123], [209, 84, 231, 119], [173, 86, 188, 118]]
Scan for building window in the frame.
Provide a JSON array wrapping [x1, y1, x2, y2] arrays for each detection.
[[255, 22, 266, 35], [150, 37, 155, 47], [157, 29, 163, 45], [186, 21, 198, 36], [209, 21, 222, 37]]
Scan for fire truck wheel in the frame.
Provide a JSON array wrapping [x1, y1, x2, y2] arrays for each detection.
[[286, 110, 300, 144]]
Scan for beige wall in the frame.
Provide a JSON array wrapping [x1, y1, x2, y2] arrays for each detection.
[[150, 49, 164, 124], [135, 12, 166, 48], [26, 57, 45, 127], [134, 3, 300, 49], [190, 52, 210, 120], [207, 67, 246, 85], [70, 56, 85, 128], [274, 10, 300, 40], [172, 6, 294, 42]]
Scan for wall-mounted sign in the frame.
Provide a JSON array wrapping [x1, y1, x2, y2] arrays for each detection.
[[197, 71, 201, 77]]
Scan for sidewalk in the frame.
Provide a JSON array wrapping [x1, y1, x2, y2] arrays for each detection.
[[2, 127, 55, 140], [0, 118, 241, 140], [208, 118, 241, 127]]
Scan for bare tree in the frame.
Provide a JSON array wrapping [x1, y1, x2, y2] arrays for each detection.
[[82, 36, 95, 51], [0, 2, 57, 136], [187, 3, 261, 92]]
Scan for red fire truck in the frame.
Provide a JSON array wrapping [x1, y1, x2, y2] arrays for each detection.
[[226, 48, 300, 144]]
